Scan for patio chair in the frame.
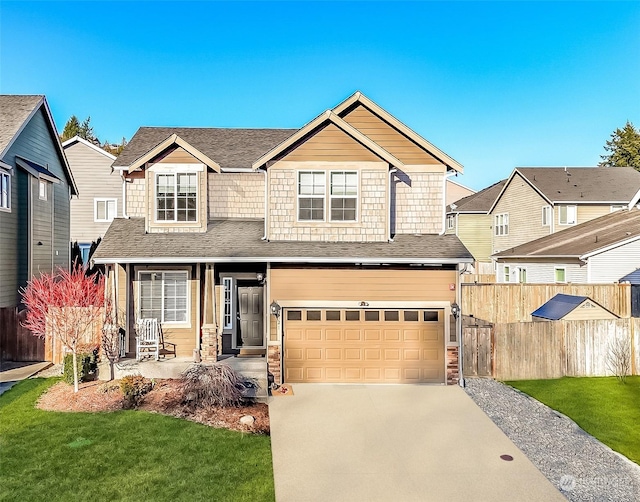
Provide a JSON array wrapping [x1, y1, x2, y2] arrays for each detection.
[[135, 319, 176, 361]]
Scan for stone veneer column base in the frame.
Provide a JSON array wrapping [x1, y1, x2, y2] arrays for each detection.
[[200, 326, 218, 362], [268, 345, 282, 385], [446, 346, 460, 385]]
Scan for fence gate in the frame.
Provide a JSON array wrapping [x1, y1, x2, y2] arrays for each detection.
[[462, 324, 493, 377]]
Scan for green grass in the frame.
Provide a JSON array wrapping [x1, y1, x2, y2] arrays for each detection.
[[506, 376, 640, 465], [0, 379, 275, 502]]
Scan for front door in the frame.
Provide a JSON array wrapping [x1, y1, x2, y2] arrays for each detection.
[[237, 286, 263, 347]]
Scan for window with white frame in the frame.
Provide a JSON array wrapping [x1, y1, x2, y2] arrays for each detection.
[[298, 171, 325, 221], [0, 172, 9, 210], [156, 173, 197, 222], [542, 206, 551, 226], [554, 267, 566, 283], [611, 205, 626, 212], [494, 213, 509, 236], [517, 267, 527, 283], [503, 265, 511, 283], [558, 205, 577, 225], [38, 179, 47, 201], [222, 277, 233, 330], [447, 214, 455, 230], [330, 171, 357, 221], [94, 198, 117, 222], [139, 271, 189, 323]]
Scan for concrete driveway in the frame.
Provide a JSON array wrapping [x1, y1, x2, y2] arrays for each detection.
[[269, 384, 565, 502]]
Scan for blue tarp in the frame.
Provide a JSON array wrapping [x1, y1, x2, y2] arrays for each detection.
[[531, 294, 587, 320]]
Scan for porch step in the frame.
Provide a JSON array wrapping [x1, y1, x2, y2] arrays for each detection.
[[238, 348, 265, 357]]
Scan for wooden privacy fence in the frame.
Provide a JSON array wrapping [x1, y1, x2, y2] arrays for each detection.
[[462, 283, 631, 323], [45, 307, 104, 364], [0, 307, 44, 362], [461, 274, 496, 284], [464, 318, 640, 380]]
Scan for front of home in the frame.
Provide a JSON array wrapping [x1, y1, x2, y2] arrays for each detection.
[[93, 92, 473, 386]]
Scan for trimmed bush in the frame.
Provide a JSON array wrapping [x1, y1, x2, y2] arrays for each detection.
[[180, 364, 256, 408], [120, 375, 153, 409], [62, 351, 97, 385]]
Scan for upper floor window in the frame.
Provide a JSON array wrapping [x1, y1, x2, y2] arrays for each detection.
[[0, 172, 9, 210], [95, 198, 117, 222], [330, 171, 357, 221], [542, 206, 551, 226], [139, 270, 189, 324], [558, 205, 576, 225], [446, 214, 455, 230], [298, 171, 325, 221], [38, 179, 47, 200], [156, 173, 197, 222], [494, 213, 509, 236]]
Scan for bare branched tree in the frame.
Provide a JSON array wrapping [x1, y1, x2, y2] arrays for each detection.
[[101, 299, 124, 381], [606, 334, 631, 383]]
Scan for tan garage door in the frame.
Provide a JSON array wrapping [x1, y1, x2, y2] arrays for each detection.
[[284, 308, 444, 384]]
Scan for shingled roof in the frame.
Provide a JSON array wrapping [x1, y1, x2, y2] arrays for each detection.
[[113, 127, 297, 170], [447, 180, 506, 213], [92, 218, 473, 264], [0, 95, 45, 157], [494, 208, 640, 259], [515, 167, 640, 203]]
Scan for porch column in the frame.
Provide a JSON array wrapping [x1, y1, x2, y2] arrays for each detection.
[[201, 264, 218, 362]]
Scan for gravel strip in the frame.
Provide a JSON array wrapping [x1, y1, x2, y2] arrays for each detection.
[[464, 378, 640, 502]]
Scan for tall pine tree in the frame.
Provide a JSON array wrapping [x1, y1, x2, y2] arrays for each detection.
[[599, 121, 640, 170], [61, 115, 81, 141]]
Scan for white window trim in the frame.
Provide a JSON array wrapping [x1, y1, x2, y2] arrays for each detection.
[[517, 266, 527, 283], [554, 266, 567, 284], [329, 170, 358, 222], [0, 171, 10, 212], [137, 269, 191, 327], [446, 214, 455, 230], [494, 213, 509, 236], [542, 206, 551, 226], [38, 179, 47, 201], [222, 277, 234, 331], [558, 205, 577, 226], [94, 198, 117, 222], [503, 265, 511, 283], [154, 172, 199, 223], [297, 170, 327, 222]]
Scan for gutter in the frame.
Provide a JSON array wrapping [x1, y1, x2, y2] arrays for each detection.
[[440, 171, 456, 235], [93, 256, 474, 265], [261, 168, 268, 241], [388, 168, 398, 242]]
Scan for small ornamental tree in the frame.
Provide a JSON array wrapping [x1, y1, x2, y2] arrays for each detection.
[[21, 266, 105, 392], [101, 299, 123, 381]]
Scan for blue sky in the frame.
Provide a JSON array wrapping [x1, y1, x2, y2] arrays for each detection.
[[1, 1, 639, 190]]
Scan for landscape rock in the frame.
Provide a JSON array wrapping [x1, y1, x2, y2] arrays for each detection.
[[239, 415, 255, 426]]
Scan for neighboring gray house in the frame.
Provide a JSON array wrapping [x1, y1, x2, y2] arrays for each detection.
[[0, 95, 78, 309], [63, 136, 119, 262], [493, 208, 640, 284]]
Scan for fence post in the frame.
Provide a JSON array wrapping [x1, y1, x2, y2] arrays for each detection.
[[632, 318, 637, 376]]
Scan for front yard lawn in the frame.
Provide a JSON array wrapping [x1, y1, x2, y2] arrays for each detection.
[[506, 376, 640, 465], [0, 378, 275, 502]]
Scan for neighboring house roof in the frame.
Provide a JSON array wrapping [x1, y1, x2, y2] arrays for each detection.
[[530, 294, 616, 320], [16, 156, 62, 183], [490, 167, 640, 212], [0, 95, 78, 194], [494, 208, 640, 259], [113, 127, 296, 171], [62, 136, 116, 160], [447, 180, 506, 213], [619, 269, 640, 285], [92, 218, 473, 264]]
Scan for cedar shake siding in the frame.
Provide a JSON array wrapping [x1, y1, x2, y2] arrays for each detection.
[[208, 172, 265, 219]]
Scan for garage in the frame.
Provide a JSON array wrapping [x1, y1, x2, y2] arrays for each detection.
[[284, 308, 445, 383]]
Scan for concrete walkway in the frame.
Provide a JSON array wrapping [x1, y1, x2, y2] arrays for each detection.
[[0, 361, 51, 396], [269, 384, 565, 502]]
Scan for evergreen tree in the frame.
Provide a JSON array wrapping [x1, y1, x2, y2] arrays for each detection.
[[61, 115, 81, 141], [79, 116, 97, 143], [599, 121, 640, 170]]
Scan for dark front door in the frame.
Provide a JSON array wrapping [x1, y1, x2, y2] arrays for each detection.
[[237, 286, 263, 347]]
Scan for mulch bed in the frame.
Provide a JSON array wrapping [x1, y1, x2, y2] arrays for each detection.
[[36, 379, 270, 434]]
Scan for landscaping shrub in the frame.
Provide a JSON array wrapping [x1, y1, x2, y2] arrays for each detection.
[[120, 375, 153, 409], [180, 363, 256, 408], [62, 350, 98, 385]]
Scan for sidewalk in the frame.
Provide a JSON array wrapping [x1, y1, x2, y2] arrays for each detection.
[[0, 361, 52, 396]]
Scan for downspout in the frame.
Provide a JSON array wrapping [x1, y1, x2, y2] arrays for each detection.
[[388, 168, 398, 242], [440, 170, 456, 235], [261, 167, 268, 241], [121, 173, 130, 219]]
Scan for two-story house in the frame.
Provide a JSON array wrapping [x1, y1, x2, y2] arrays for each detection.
[[62, 136, 120, 264], [490, 167, 640, 282], [0, 95, 78, 314], [93, 92, 473, 386]]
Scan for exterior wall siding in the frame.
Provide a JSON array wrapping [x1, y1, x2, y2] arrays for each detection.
[[497, 260, 587, 284], [589, 239, 640, 283], [456, 214, 493, 262], [393, 167, 445, 235], [492, 173, 551, 252], [446, 180, 474, 206], [125, 174, 145, 218], [208, 172, 264, 219], [553, 204, 612, 229], [31, 177, 53, 275], [65, 141, 121, 243], [0, 107, 70, 307], [267, 161, 388, 242]]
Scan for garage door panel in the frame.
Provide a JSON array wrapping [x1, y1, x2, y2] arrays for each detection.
[[285, 309, 445, 384]]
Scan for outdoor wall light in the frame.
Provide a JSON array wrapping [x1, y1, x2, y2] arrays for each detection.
[[451, 302, 460, 319], [256, 272, 265, 283], [270, 301, 281, 317]]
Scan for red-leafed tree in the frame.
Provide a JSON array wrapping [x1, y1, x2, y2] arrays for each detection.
[[21, 266, 105, 392]]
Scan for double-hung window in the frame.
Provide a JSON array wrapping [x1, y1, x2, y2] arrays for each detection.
[[503, 265, 511, 283], [554, 267, 566, 283], [156, 173, 197, 222], [95, 198, 117, 222], [446, 214, 455, 230], [558, 205, 576, 225], [542, 206, 551, 226], [298, 171, 325, 221], [0, 171, 9, 210], [494, 213, 509, 236], [330, 171, 357, 221], [139, 271, 189, 323]]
